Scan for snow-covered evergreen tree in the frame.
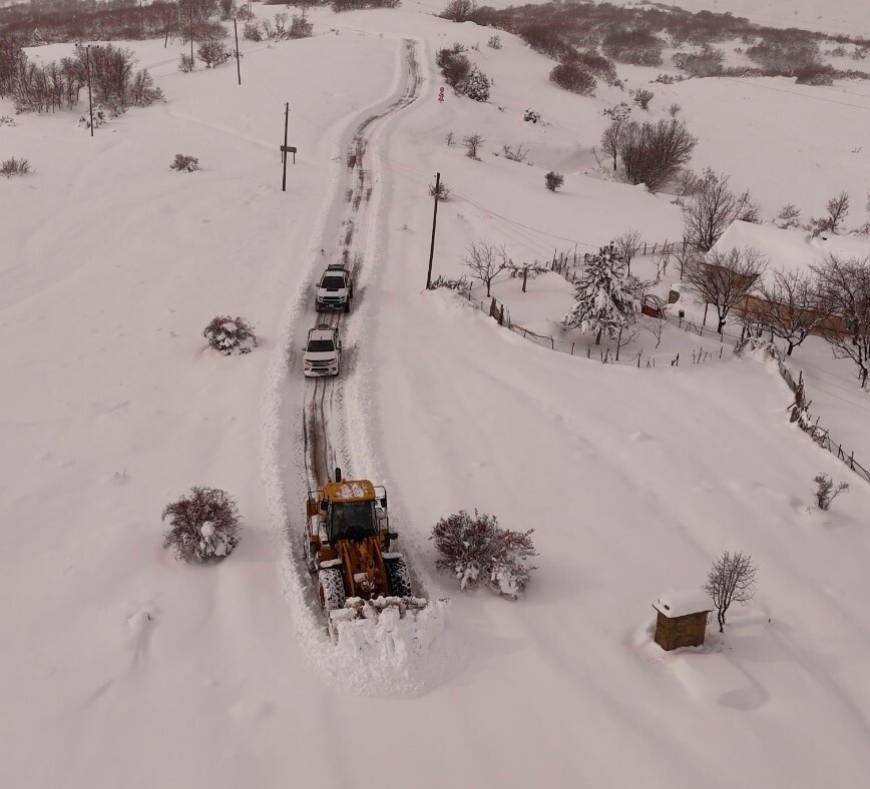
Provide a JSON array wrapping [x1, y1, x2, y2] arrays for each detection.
[[563, 244, 640, 344], [459, 67, 491, 102]]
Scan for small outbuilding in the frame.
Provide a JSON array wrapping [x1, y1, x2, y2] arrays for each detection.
[[652, 590, 712, 651]]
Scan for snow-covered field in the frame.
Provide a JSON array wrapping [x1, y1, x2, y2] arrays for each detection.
[[3, 4, 870, 788]]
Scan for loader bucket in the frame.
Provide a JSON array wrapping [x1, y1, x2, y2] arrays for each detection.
[[326, 596, 448, 658]]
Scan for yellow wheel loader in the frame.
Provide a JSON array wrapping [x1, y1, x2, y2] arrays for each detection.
[[305, 468, 427, 638]]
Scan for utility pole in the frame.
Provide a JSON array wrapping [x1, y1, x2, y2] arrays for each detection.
[[85, 44, 94, 137], [279, 103, 298, 191], [233, 17, 241, 86], [426, 172, 441, 289]]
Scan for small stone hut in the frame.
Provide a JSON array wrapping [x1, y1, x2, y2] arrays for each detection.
[[653, 590, 711, 651]]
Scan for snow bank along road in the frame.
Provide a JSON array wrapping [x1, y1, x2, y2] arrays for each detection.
[[261, 39, 447, 692]]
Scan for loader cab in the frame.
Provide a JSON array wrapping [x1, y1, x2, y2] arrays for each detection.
[[320, 479, 380, 544], [326, 500, 378, 543]]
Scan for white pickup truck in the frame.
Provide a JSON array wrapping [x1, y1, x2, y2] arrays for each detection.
[[303, 325, 342, 378], [315, 263, 353, 313]]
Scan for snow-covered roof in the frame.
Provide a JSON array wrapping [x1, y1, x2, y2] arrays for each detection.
[[653, 589, 711, 618], [711, 221, 870, 286]]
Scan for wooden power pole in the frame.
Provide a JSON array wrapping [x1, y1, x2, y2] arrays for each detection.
[[233, 17, 241, 86], [426, 172, 441, 289], [85, 44, 94, 137], [279, 103, 297, 192]]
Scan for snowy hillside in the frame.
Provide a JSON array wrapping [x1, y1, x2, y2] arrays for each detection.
[[2, 4, 870, 789]]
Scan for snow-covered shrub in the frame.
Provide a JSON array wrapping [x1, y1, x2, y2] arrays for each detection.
[[78, 106, 108, 130], [289, 13, 313, 38], [487, 34, 502, 50], [431, 274, 472, 298], [162, 486, 240, 563], [128, 70, 164, 106], [550, 62, 596, 96], [431, 510, 536, 598], [633, 88, 654, 110], [795, 64, 835, 85], [502, 144, 528, 163], [236, 3, 255, 20], [673, 45, 724, 77], [439, 0, 476, 22], [198, 40, 231, 68], [243, 21, 262, 41], [437, 44, 471, 88], [813, 474, 848, 510], [545, 171, 564, 192], [170, 154, 200, 172], [179, 54, 195, 73], [429, 178, 450, 200], [0, 115, 16, 126], [775, 203, 802, 229], [602, 29, 663, 66], [458, 67, 491, 102], [203, 315, 257, 354], [523, 108, 541, 124], [0, 157, 31, 177]]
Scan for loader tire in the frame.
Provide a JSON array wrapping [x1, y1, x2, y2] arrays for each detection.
[[384, 556, 412, 597], [319, 568, 346, 612]]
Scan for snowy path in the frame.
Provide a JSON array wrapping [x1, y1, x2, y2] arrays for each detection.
[[260, 39, 447, 692]]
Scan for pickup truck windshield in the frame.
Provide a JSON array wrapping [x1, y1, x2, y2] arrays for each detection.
[[327, 501, 377, 542], [321, 276, 345, 289], [307, 339, 335, 352]]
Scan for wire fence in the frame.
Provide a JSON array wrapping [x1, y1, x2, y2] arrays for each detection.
[[742, 339, 870, 485]]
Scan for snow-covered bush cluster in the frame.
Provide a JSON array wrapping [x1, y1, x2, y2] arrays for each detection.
[[1, 157, 31, 177], [170, 154, 200, 172], [549, 62, 596, 96], [0, 115, 16, 126], [203, 315, 257, 354], [436, 44, 491, 102], [162, 486, 240, 563], [431, 510, 537, 598], [545, 171, 564, 192], [197, 41, 231, 69]]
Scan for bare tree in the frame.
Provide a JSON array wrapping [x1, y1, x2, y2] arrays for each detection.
[[683, 170, 758, 251], [618, 118, 697, 193], [810, 190, 850, 235], [684, 247, 765, 333], [463, 133, 485, 159], [704, 551, 757, 632], [600, 103, 631, 172], [812, 255, 870, 388], [465, 241, 509, 297], [754, 269, 829, 355], [614, 228, 642, 274]]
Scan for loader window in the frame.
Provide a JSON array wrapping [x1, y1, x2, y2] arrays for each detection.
[[321, 276, 345, 290], [307, 339, 335, 352], [328, 501, 377, 542]]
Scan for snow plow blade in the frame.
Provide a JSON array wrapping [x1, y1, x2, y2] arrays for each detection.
[[327, 596, 448, 652]]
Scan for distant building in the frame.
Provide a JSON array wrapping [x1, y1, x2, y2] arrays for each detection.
[[652, 590, 711, 651]]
